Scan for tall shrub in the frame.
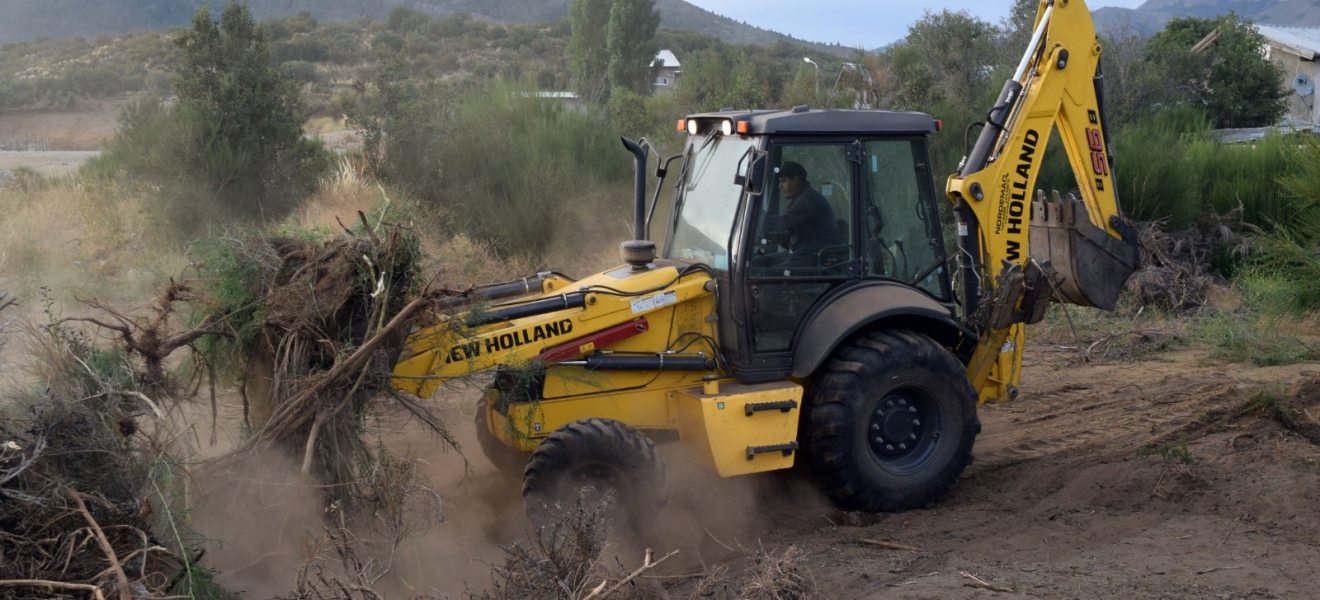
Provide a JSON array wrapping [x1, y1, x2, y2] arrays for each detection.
[[90, 1, 329, 235], [437, 84, 631, 258], [606, 0, 661, 96]]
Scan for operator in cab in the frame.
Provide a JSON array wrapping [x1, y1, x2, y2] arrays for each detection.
[[754, 161, 840, 271]]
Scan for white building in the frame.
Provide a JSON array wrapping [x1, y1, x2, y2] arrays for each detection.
[[1256, 25, 1320, 127], [653, 49, 681, 93]]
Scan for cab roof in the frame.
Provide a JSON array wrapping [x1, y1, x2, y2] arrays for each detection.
[[686, 107, 938, 136]]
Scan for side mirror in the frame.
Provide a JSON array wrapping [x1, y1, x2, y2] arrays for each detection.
[[745, 152, 768, 196], [733, 149, 768, 195]]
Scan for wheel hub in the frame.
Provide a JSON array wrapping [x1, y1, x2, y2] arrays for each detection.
[[565, 463, 624, 505], [871, 392, 934, 461]]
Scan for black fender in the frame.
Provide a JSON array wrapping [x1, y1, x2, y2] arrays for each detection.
[[790, 281, 973, 379]]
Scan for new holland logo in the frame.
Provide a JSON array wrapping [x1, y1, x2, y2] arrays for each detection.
[[995, 128, 1038, 261], [443, 319, 575, 364]]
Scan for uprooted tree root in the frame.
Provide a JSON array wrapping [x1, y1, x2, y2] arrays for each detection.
[[194, 218, 456, 486], [1125, 211, 1253, 312]]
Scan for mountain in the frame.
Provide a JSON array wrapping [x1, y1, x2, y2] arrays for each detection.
[[1091, 0, 1320, 38], [0, 0, 849, 55]]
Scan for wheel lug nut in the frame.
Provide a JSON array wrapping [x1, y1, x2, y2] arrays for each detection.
[[886, 400, 894, 407], [876, 409, 884, 416], [908, 406, 917, 413], [871, 423, 879, 430], [874, 437, 883, 444], [913, 419, 920, 426], [909, 433, 916, 440], [885, 444, 894, 451], [899, 399, 907, 406], [899, 443, 907, 450]]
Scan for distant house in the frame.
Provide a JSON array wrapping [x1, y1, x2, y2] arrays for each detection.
[[1255, 25, 1320, 127], [520, 91, 587, 113], [653, 50, 680, 93]]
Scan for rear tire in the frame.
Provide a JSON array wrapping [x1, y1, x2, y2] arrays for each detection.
[[474, 399, 528, 474], [806, 330, 980, 512], [522, 418, 668, 527]]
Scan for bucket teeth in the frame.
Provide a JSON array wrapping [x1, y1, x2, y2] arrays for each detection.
[[1028, 190, 1138, 311]]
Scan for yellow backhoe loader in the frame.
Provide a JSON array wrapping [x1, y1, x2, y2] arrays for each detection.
[[391, 0, 1139, 518]]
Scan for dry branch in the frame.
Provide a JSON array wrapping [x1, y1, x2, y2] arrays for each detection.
[[0, 579, 108, 600], [68, 489, 130, 600], [580, 548, 679, 600], [960, 571, 1014, 593], [858, 538, 922, 552]]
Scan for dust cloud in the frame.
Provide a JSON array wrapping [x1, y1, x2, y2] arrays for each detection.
[[189, 390, 832, 597]]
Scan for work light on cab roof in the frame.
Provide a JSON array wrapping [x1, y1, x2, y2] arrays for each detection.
[[678, 117, 742, 136]]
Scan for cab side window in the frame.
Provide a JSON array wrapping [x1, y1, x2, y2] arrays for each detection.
[[862, 139, 948, 298], [749, 144, 854, 278], [746, 143, 856, 353]]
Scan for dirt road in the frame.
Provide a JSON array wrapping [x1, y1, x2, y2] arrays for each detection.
[[0, 150, 99, 178], [198, 344, 1320, 598]]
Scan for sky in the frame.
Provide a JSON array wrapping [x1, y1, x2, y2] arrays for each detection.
[[683, 0, 1149, 49]]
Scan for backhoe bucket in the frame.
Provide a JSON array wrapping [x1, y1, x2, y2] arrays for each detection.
[[1029, 191, 1138, 311]]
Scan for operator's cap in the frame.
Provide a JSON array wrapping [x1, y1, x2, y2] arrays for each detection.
[[776, 161, 807, 180]]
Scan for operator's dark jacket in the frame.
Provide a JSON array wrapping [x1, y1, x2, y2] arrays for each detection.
[[765, 183, 839, 256]]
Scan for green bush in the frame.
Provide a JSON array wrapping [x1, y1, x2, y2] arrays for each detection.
[[1190, 133, 1293, 227], [270, 37, 328, 63], [350, 75, 630, 259], [280, 60, 321, 85], [608, 86, 650, 135], [438, 83, 630, 258], [1109, 109, 1205, 228], [371, 32, 405, 53]]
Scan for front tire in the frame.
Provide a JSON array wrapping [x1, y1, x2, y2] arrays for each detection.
[[806, 330, 980, 512], [522, 418, 668, 527]]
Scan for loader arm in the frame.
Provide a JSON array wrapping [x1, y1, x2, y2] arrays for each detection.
[[946, 0, 1139, 404], [391, 264, 717, 400]]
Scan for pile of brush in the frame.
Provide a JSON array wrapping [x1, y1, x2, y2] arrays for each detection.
[[195, 216, 449, 498], [1125, 211, 1252, 312], [0, 289, 227, 599], [1, 214, 452, 599]]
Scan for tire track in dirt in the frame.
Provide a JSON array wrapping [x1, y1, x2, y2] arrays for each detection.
[[970, 361, 1249, 472], [790, 350, 1320, 600]]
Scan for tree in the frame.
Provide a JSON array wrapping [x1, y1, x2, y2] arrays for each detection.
[[1000, 0, 1040, 54], [91, 1, 328, 235], [171, 1, 327, 221], [568, 0, 611, 102], [674, 46, 766, 112], [1144, 14, 1287, 128], [905, 10, 1001, 110], [606, 0, 661, 96]]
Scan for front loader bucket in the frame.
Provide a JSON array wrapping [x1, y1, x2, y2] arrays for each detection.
[[1029, 191, 1138, 311]]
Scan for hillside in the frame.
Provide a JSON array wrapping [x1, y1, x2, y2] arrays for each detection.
[[1093, 0, 1320, 37], [0, 0, 850, 55]]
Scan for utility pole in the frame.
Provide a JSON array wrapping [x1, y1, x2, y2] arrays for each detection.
[[803, 56, 820, 95]]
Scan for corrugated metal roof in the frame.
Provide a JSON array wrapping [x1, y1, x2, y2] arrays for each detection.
[[1256, 25, 1320, 59], [655, 49, 680, 68]]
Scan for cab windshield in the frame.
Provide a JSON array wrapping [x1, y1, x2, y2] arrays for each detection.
[[663, 135, 758, 271]]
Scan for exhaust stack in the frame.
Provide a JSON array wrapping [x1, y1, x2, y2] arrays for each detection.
[[620, 137, 656, 270]]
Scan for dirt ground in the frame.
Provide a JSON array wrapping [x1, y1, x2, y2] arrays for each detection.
[[0, 150, 100, 178], [0, 98, 129, 151], [192, 342, 1320, 599]]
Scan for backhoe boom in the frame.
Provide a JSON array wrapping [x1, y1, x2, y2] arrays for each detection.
[[946, 0, 1138, 404]]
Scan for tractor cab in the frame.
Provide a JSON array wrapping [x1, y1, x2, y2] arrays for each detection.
[[661, 108, 967, 384]]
